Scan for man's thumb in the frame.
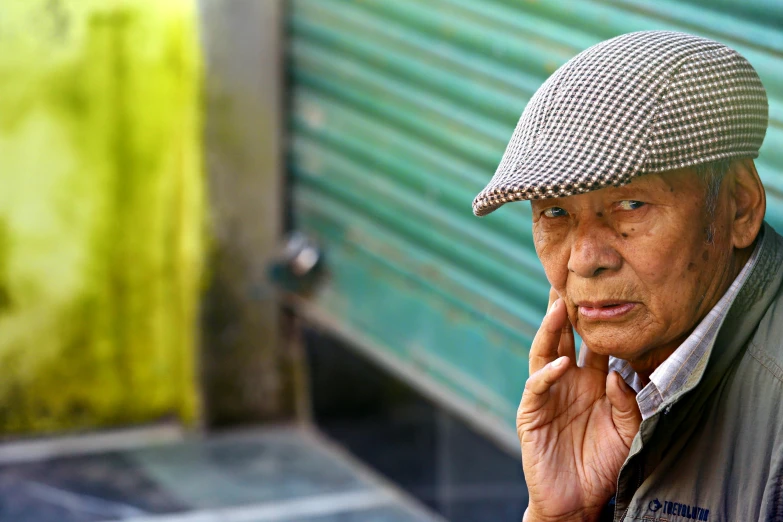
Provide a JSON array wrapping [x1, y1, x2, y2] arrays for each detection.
[[606, 371, 642, 445]]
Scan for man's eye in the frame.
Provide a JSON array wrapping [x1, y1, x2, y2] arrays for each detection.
[[616, 200, 645, 211], [543, 207, 568, 218]]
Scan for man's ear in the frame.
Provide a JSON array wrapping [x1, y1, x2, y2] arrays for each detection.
[[729, 158, 766, 250]]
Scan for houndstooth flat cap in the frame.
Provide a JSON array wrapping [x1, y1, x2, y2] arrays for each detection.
[[472, 30, 768, 217]]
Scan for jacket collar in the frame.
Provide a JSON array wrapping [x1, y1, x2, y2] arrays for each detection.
[[683, 222, 783, 396]]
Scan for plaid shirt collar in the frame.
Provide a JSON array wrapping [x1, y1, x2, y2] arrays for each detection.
[[607, 236, 764, 420]]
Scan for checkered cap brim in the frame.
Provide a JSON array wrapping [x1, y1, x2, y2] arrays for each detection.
[[472, 30, 768, 216]]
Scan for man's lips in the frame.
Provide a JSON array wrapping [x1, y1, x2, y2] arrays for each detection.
[[576, 301, 637, 320]]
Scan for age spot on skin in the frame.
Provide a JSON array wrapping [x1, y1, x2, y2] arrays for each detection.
[[688, 262, 697, 271], [702, 250, 709, 261], [621, 233, 629, 238], [596, 212, 604, 218]]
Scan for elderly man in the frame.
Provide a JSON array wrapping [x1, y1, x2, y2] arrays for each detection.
[[473, 31, 778, 521]]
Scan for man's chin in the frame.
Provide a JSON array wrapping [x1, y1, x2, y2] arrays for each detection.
[[577, 328, 650, 360]]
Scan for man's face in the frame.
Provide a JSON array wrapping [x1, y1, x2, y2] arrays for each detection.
[[531, 168, 738, 364]]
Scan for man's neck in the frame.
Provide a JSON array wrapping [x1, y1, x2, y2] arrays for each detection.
[[628, 345, 680, 386]]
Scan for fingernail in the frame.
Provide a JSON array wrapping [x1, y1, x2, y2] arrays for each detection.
[[553, 356, 567, 368], [547, 299, 561, 316]]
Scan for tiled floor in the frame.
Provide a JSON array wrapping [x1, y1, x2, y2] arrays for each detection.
[[0, 427, 442, 522]]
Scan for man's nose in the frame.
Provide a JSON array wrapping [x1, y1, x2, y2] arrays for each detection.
[[567, 222, 622, 278]]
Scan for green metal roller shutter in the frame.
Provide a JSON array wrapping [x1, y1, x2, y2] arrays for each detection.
[[286, 0, 783, 443]]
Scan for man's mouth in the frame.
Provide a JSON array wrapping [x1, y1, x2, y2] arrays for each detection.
[[577, 301, 636, 320]]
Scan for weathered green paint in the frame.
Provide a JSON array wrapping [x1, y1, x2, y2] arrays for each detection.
[[0, 0, 203, 433], [287, 0, 783, 432]]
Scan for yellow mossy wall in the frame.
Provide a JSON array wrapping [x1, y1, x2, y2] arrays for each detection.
[[0, 0, 203, 433]]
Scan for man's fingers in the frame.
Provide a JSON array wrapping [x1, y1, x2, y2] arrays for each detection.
[[530, 299, 568, 374], [558, 319, 576, 361], [581, 344, 609, 372], [546, 287, 576, 361], [519, 356, 571, 415], [547, 287, 559, 310], [606, 371, 642, 446]]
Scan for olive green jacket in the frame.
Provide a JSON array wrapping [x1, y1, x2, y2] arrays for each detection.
[[613, 222, 783, 522]]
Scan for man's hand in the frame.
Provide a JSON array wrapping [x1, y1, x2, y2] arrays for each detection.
[[519, 291, 642, 522]]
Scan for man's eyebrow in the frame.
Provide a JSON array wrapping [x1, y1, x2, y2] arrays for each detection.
[[606, 184, 658, 198], [536, 195, 570, 204], [609, 188, 641, 198]]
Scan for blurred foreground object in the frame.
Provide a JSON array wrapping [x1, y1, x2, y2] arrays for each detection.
[[0, 0, 203, 433]]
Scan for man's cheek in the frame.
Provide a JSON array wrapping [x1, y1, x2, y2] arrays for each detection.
[[534, 227, 571, 300], [532, 224, 546, 252], [539, 253, 567, 291]]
